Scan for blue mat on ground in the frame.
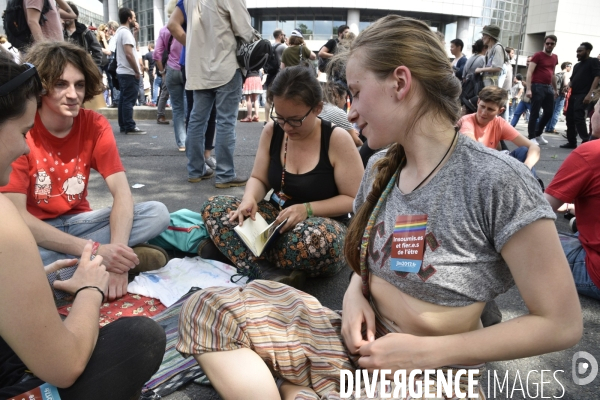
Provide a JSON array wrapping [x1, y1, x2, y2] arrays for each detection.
[[144, 288, 210, 396]]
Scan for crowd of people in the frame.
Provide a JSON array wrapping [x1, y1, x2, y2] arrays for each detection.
[[0, 0, 598, 398]]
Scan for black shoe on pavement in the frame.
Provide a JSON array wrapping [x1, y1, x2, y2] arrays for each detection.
[[188, 167, 215, 183], [215, 176, 248, 189], [256, 259, 306, 289], [108, 103, 118, 108], [126, 127, 147, 135], [559, 142, 577, 149], [561, 133, 568, 139]]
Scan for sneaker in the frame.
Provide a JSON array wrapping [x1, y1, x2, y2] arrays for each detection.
[[570, 217, 578, 233], [536, 135, 548, 145], [559, 142, 577, 149], [126, 127, 147, 135], [215, 176, 248, 188], [131, 244, 169, 273], [157, 116, 169, 125], [178, 147, 186, 152], [529, 137, 539, 145], [188, 167, 214, 182], [108, 103, 118, 108], [205, 156, 217, 170]]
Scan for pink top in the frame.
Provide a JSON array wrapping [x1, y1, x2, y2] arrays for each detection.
[[153, 26, 182, 71]]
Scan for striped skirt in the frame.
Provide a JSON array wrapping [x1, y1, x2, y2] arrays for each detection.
[[176, 280, 485, 399]]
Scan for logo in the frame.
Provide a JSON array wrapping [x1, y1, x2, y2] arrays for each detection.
[[572, 351, 598, 386]]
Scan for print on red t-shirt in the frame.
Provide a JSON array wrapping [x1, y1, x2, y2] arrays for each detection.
[[0, 110, 125, 220]]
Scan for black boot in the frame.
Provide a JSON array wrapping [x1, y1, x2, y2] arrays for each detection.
[[255, 259, 306, 289]]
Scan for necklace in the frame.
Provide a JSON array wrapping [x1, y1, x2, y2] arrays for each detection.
[[399, 130, 458, 193], [275, 133, 291, 209]]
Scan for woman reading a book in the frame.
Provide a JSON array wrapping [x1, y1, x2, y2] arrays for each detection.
[[0, 54, 165, 399], [201, 66, 364, 285], [177, 16, 582, 400]]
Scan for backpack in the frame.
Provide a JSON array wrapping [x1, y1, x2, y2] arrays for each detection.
[[263, 43, 281, 76], [161, 34, 174, 69], [318, 39, 337, 73], [555, 71, 565, 92], [2, 0, 52, 50], [236, 33, 271, 76]]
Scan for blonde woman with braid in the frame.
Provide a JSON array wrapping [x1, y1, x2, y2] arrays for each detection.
[[176, 16, 582, 400]]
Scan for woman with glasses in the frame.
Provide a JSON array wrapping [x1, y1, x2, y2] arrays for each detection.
[[0, 55, 165, 399], [201, 66, 363, 285], [177, 16, 581, 400]]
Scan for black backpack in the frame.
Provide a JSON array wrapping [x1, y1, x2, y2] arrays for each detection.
[[318, 39, 337, 73], [2, 0, 52, 51], [263, 43, 281, 76], [236, 37, 272, 76]]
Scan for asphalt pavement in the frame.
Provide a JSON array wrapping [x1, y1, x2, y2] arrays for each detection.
[[90, 111, 600, 399]]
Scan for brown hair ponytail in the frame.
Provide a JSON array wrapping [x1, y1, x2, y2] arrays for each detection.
[[345, 144, 405, 274]]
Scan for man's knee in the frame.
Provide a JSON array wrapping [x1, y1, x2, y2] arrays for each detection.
[[134, 201, 170, 232]]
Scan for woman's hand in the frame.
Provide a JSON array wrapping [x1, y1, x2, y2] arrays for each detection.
[[229, 197, 258, 226], [44, 259, 78, 276], [274, 204, 308, 233], [357, 333, 428, 372], [341, 277, 376, 354], [52, 242, 109, 296]]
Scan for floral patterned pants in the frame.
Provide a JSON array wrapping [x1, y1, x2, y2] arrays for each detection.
[[201, 196, 348, 279]]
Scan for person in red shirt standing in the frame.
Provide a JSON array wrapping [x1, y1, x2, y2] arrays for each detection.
[[525, 35, 559, 145], [544, 91, 600, 300], [0, 41, 170, 301]]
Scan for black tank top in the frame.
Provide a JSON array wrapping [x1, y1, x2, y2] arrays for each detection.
[[268, 120, 341, 211]]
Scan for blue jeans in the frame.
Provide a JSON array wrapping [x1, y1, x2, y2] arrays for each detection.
[[165, 66, 187, 148], [40, 201, 170, 297], [117, 73, 139, 132], [187, 69, 242, 183], [509, 98, 519, 121], [545, 95, 565, 132], [153, 75, 162, 104], [510, 101, 531, 127], [509, 146, 539, 179], [559, 233, 600, 300]]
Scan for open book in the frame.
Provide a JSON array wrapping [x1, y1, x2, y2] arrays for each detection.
[[234, 213, 288, 257]]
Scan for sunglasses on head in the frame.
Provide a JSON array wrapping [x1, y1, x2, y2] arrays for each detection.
[[0, 63, 42, 97]]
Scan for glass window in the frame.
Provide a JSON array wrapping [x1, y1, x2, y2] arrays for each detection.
[[296, 20, 314, 40], [333, 20, 346, 37], [483, 8, 491, 17], [359, 21, 371, 32], [314, 20, 333, 40], [261, 20, 277, 38], [279, 19, 296, 38]]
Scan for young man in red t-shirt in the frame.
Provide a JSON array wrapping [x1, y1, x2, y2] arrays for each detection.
[[457, 86, 540, 172], [525, 34, 559, 145], [544, 95, 600, 300], [0, 42, 170, 301]]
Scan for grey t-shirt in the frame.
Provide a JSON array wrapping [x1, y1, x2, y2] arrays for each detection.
[[115, 26, 140, 75], [319, 102, 353, 132], [354, 134, 555, 307]]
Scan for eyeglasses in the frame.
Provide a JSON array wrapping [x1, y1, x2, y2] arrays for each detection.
[[545, 42, 556, 46], [0, 63, 42, 97], [270, 107, 313, 128]]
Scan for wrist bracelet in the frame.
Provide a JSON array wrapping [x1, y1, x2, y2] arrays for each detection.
[[304, 202, 313, 218], [74, 285, 105, 304], [91, 241, 101, 259]]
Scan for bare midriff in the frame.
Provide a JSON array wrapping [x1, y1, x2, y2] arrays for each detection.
[[370, 274, 485, 336]]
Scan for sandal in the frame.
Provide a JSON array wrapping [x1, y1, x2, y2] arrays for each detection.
[[252, 115, 260, 122], [240, 117, 252, 122]]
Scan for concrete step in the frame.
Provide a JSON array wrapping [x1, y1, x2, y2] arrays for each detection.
[[96, 106, 267, 121]]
